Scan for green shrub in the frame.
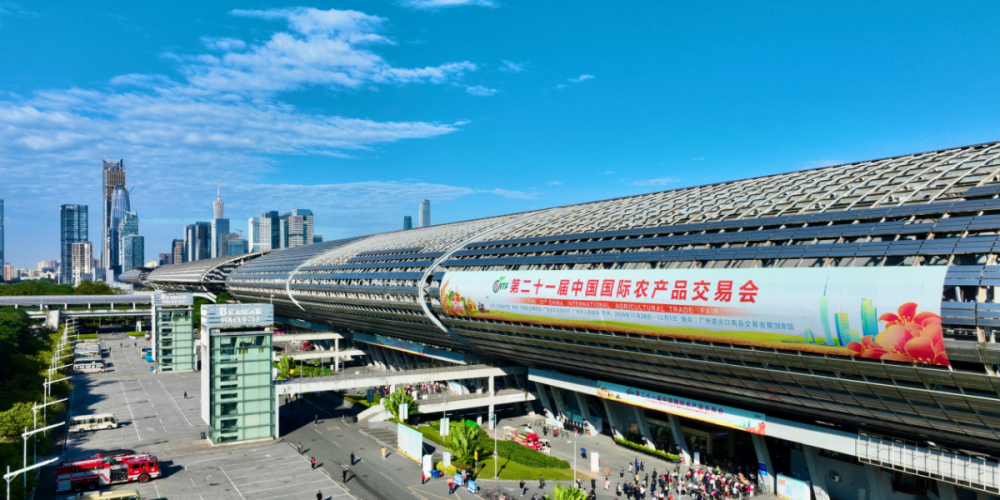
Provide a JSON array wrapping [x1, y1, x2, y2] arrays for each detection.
[[435, 462, 458, 476], [490, 440, 569, 468], [614, 438, 680, 462]]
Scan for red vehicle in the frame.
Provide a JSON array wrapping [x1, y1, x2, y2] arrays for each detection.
[[301, 341, 315, 351], [56, 453, 161, 492], [506, 429, 543, 451]]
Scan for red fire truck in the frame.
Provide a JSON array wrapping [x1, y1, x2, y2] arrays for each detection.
[[56, 452, 161, 492], [506, 428, 544, 451]]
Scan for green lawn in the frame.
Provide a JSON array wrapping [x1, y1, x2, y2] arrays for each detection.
[[472, 458, 580, 481], [75, 333, 98, 340], [127, 331, 145, 337]]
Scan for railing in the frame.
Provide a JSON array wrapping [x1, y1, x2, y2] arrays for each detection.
[[857, 432, 1000, 494]]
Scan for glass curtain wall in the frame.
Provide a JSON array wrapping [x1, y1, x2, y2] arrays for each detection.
[[207, 331, 274, 443], [156, 307, 194, 372]]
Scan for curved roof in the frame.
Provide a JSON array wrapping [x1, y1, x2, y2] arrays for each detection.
[[146, 251, 269, 292], [119, 267, 152, 287]]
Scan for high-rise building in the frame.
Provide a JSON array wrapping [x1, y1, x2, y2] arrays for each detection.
[[403, 215, 412, 230], [60, 204, 88, 284], [118, 212, 139, 268], [107, 184, 130, 277], [249, 211, 280, 252], [121, 235, 144, 271], [184, 222, 212, 262], [71, 241, 94, 284], [226, 234, 248, 256], [211, 181, 230, 258], [0, 199, 4, 278], [159, 253, 173, 266], [419, 199, 430, 228], [3, 264, 12, 282], [281, 209, 314, 248], [101, 159, 125, 270], [172, 239, 185, 264], [313, 234, 323, 243]]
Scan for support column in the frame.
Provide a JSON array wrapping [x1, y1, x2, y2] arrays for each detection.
[[550, 387, 568, 417], [751, 434, 775, 494], [534, 382, 555, 419], [802, 445, 831, 500], [667, 414, 692, 464], [631, 406, 656, 450], [601, 399, 624, 439], [864, 464, 888, 500], [574, 392, 594, 435], [388, 349, 404, 371], [489, 376, 495, 396], [275, 391, 282, 439], [488, 404, 495, 430], [934, 481, 957, 500], [334, 338, 340, 372]]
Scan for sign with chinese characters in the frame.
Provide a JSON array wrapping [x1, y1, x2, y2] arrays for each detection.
[[440, 268, 949, 366], [152, 293, 192, 306], [201, 304, 274, 328], [776, 474, 810, 500], [596, 380, 766, 434]]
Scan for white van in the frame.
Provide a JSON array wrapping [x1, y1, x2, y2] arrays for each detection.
[[69, 414, 118, 432]]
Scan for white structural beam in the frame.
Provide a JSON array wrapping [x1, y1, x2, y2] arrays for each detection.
[[274, 332, 345, 342], [275, 365, 525, 396], [281, 349, 365, 361], [416, 390, 535, 414]]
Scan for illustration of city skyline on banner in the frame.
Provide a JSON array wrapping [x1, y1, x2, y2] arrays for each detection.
[[439, 268, 950, 367]]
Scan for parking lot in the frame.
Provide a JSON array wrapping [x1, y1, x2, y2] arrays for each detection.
[[40, 336, 355, 500]]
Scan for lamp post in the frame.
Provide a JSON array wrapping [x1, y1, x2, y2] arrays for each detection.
[[492, 412, 497, 480], [32, 398, 67, 467], [568, 438, 577, 488]]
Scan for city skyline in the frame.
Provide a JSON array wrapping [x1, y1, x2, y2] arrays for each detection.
[[1, 2, 997, 267]]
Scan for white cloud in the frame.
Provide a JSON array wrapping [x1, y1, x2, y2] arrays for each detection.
[[568, 74, 594, 83], [554, 84, 567, 90], [402, 0, 497, 9], [466, 85, 498, 96], [545, 181, 563, 186], [0, 6, 511, 266], [478, 188, 537, 199], [500, 60, 525, 73], [633, 177, 680, 186], [603, 170, 614, 175], [693, 157, 705, 161]]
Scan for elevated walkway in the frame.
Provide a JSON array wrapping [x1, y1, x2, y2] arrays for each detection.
[[0, 294, 152, 308], [858, 433, 1000, 494], [281, 348, 366, 361], [274, 364, 525, 396], [274, 332, 344, 342], [415, 388, 535, 413]]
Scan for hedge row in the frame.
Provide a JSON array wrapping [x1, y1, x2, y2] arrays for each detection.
[[614, 438, 681, 462], [490, 440, 570, 469]]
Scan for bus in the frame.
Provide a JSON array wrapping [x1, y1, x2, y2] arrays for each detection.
[[69, 414, 118, 432], [73, 360, 106, 374], [68, 490, 142, 500], [75, 351, 102, 361]]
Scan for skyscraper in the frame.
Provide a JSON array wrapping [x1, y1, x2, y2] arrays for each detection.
[[281, 209, 314, 248], [159, 253, 173, 266], [226, 233, 248, 256], [313, 234, 323, 243], [249, 211, 280, 252], [60, 204, 89, 284], [403, 215, 412, 230], [107, 184, 130, 277], [121, 235, 144, 271], [172, 239, 185, 264], [118, 212, 139, 268], [184, 222, 211, 261], [101, 159, 125, 270], [419, 199, 430, 228], [0, 199, 4, 279], [211, 181, 230, 258], [72, 241, 94, 284]]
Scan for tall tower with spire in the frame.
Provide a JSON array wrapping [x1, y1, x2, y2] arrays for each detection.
[[211, 180, 230, 258]]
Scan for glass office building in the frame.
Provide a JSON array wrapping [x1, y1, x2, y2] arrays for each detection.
[[60, 204, 89, 284], [200, 305, 275, 445], [155, 305, 194, 372]]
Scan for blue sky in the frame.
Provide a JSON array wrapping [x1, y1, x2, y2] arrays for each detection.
[[1, 0, 998, 268]]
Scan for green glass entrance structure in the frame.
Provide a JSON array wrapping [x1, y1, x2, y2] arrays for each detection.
[[152, 293, 195, 372], [200, 304, 276, 445]]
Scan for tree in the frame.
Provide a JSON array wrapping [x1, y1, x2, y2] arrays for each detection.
[[544, 484, 588, 500], [381, 387, 415, 422], [447, 422, 483, 465], [0, 402, 35, 438], [276, 354, 292, 380], [0, 308, 36, 380], [73, 281, 116, 295], [215, 292, 231, 304]]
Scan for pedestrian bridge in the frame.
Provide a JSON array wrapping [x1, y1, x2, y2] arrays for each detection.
[[274, 364, 526, 396]]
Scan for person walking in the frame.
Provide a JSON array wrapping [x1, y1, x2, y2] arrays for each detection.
[[421, 471, 426, 485], [184, 391, 187, 399], [539, 474, 546, 489], [520, 480, 526, 496], [621, 467, 625, 478], [350, 451, 355, 465], [298, 442, 303, 454], [592, 478, 597, 490], [630, 463, 634, 475], [316, 491, 322, 500], [381, 446, 386, 459], [310, 457, 317, 470], [606, 477, 611, 490], [342, 466, 349, 483], [314, 414, 319, 425]]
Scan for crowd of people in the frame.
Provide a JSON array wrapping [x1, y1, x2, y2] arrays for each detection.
[[550, 457, 759, 500]]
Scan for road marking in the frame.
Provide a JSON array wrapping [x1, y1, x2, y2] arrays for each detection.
[[153, 475, 163, 500], [158, 378, 193, 426], [118, 380, 141, 441], [219, 465, 247, 500], [327, 426, 340, 431]]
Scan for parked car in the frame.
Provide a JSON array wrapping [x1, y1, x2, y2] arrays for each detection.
[[301, 341, 315, 351]]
